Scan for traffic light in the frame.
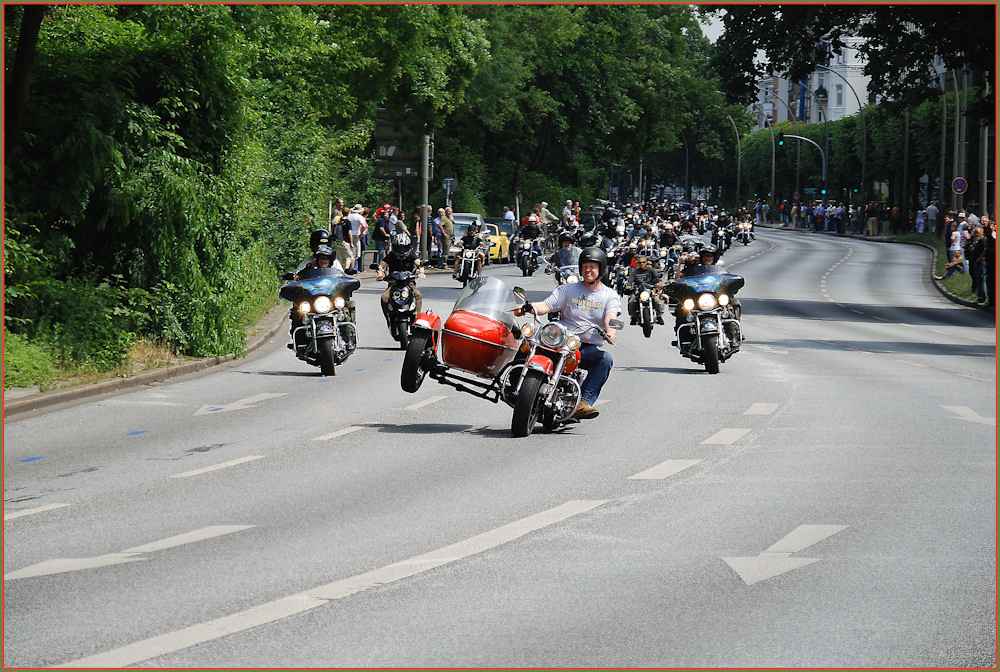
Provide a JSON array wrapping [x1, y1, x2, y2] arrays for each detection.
[[777, 131, 784, 146], [821, 188, 827, 195]]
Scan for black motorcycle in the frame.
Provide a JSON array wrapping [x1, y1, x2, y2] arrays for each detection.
[[627, 280, 663, 339], [376, 268, 419, 349], [664, 268, 744, 374], [454, 243, 481, 287], [280, 266, 361, 376], [515, 240, 541, 276]]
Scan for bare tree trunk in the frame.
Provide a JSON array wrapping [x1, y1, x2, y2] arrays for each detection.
[[5, 5, 47, 161]]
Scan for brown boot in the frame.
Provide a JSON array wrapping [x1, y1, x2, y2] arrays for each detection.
[[574, 401, 600, 420]]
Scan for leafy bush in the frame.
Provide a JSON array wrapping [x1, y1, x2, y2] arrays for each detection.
[[3, 330, 56, 389]]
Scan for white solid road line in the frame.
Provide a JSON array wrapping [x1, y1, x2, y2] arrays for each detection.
[[628, 459, 700, 480], [170, 456, 264, 478], [4, 502, 71, 521], [403, 395, 448, 411], [5, 526, 254, 581], [55, 500, 608, 668], [701, 428, 751, 445]]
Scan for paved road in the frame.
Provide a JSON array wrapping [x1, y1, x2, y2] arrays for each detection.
[[4, 228, 995, 667]]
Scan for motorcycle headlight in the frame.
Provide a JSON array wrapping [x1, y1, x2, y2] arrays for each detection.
[[682, 298, 695, 311], [718, 294, 730, 306], [313, 296, 334, 313], [538, 323, 567, 349], [400, 289, 410, 299], [298, 301, 312, 314], [520, 323, 535, 338], [659, 249, 667, 257], [566, 335, 581, 351], [334, 297, 346, 310], [697, 293, 718, 311], [566, 274, 580, 284], [522, 241, 531, 250], [464, 249, 474, 258], [639, 290, 651, 301]]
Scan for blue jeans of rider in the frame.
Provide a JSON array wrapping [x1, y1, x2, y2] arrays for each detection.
[[578, 344, 613, 406]]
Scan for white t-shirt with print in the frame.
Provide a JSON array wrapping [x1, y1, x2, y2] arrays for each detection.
[[542, 282, 622, 345]]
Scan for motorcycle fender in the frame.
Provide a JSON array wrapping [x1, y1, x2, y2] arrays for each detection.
[[413, 312, 442, 349], [525, 355, 555, 377], [699, 319, 719, 333]]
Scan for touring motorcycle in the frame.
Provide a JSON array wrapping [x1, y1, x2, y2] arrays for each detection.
[[664, 267, 744, 374], [280, 266, 360, 376]]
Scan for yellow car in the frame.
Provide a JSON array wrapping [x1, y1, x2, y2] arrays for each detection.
[[482, 219, 513, 263]]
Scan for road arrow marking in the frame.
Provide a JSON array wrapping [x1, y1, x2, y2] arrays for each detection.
[[628, 459, 700, 480], [4, 525, 254, 580], [194, 393, 288, 416], [941, 406, 996, 426], [723, 524, 849, 586]]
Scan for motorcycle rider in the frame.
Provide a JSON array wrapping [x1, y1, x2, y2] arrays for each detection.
[[515, 247, 621, 420], [376, 232, 426, 325], [453, 222, 485, 278], [670, 243, 740, 329], [625, 256, 665, 325], [520, 214, 544, 256]]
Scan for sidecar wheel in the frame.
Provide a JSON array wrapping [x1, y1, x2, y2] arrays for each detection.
[[511, 370, 545, 437], [401, 333, 432, 393], [318, 338, 337, 376], [703, 334, 720, 374]]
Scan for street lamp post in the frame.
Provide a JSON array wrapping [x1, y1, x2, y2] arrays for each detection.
[[726, 114, 741, 207], [816, 63, 867, 205], [762, 88, 800, 197], [752, 102, 775, 206], [782, 133, 826, 199], [800, 84, 830, 204]]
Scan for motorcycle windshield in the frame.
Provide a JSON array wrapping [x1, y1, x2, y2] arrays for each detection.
[[553, 246, 581, 267], [451, 276, 518, 330], [279, 266, 362, 303], [669, 268, 745, 298]]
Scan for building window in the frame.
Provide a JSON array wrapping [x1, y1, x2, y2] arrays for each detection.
[[835, 84, 844, 107]]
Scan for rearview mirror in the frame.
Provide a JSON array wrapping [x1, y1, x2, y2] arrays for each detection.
[[608, 319, 624, 330]]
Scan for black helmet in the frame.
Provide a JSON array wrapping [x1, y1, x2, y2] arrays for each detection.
[[310, 229, 332, 252], [579, 246, 608, 277], [699, 244, 719, 262], [558, 231, 575, 246], [391, 232, 412, 257]]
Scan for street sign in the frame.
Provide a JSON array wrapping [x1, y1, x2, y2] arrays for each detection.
[[442, 177, 457, 192], [376, 163, 422, 180], [793, 191, 800, 200], [952, 177, 968, 194], [804, 188, 817, 194]]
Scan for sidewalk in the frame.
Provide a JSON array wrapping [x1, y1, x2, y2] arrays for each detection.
[[3, 264, 454, 418]]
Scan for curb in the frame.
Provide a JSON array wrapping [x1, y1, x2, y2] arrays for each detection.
[[3, 305, 289, 418]]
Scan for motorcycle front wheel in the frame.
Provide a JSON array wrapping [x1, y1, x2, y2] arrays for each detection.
[[702, 334, 720, 374], [318, 338, 337, 376], [511, 370, 545, 437]]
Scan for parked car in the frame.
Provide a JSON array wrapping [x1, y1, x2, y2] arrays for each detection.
[[483, 217, 514, 263]]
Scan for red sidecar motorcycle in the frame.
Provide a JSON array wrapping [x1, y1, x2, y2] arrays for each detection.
[[401, 276, 522, 402], [400, 276, 620, 437]]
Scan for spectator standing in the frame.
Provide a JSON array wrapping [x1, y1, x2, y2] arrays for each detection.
[[984, 216, 996, 308], [502, 206, 516, 221], [968, 226, 988, 303], [915, 208, 926, 234], [438, 207, 455, 267], [792, 202, 801, 228], [347, 204, 366, 273], [925, 201, 939, 234], [561, 200, 574, 227], [890, 204, 901, 235], [374, 208, 392, 264]]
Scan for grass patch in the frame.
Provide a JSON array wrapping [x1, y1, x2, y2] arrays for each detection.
[[890, 232, 979, 302]]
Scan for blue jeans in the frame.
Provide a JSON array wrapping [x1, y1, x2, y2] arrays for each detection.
[[578, 344, 613, 405]]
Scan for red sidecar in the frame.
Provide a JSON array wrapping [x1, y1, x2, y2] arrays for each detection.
[[401, 276, 522, 400]]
